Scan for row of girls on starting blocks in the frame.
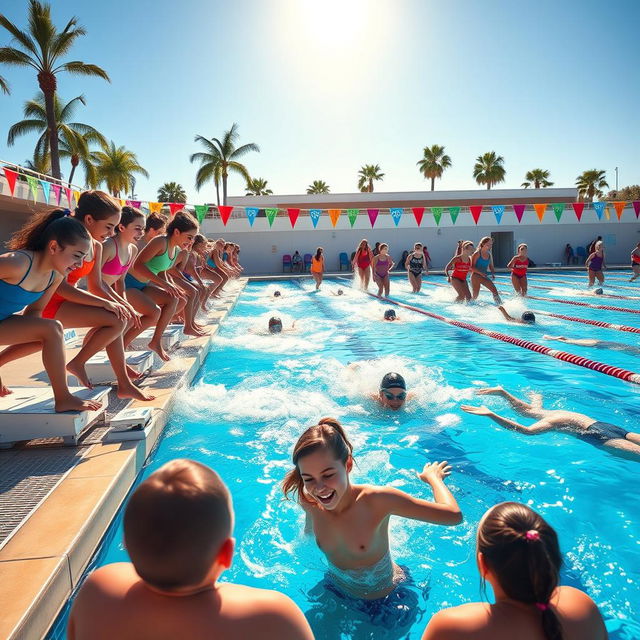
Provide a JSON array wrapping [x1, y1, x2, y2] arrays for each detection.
[[0, 190, 242, 412]]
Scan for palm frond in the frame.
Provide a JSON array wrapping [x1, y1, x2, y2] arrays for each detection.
[[54, 61, 110, 81], [0, 15, 40, 60], [230, 142, 260, 159], [0, 46, 38, 69], [0, 74, 9, 94], [7, 118, 43, 145]]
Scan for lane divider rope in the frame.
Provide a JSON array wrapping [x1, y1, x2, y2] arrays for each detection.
[[532, 310, 640, 334], [499, 275, 640, 293]]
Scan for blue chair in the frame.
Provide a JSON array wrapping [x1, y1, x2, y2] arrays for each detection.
[[282, 254, 292, 273], [303, 253, 312, 271], [339, 252, 349, 271]]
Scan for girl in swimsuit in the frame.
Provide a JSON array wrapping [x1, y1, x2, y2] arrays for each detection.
[[445, 241, 474, 302], [629, 242, 640, 282], [353, 239, 373, 290], [0, 210, 103, 412], [422, 244, 432, 274], [190, 235, 224, 308], [586, 240, 605, 287], [137, 212, 168, 251], [310, 247, 324, 290], [372, 243, 394, 297], [507, 243, 529, 296], [282, 418, 462, 600], [206, 239, 230, 293], [471, 236, 502, 304], [405, 242, 426, 293], [124, 211, 197, 361]]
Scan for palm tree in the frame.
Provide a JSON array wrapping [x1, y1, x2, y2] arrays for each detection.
[[357, 164, 384, 192], [521, 168, 553, 189], [89, 141, 149, 197], [157, 182, 187, 203], [190, 123, 259, 206], [473, 151, 506, 190], [307, 180, 330, 194], [417, 144, 452, 190], [24, 152, 50, 175], [7, 92, 107, 185], [0, 73, 8, 94], [0, 1, 110, 180], [245, 177, 273, 196], [576, 170, 608, 202]]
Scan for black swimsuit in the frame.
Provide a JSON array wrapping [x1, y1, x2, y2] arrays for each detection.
[[408, 254, 424, 276], [577, 421, 629, 446]]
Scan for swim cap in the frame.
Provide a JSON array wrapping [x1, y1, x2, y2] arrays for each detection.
[[384, 309, 397, 321], [380, 372, 406, 390], [521, 311, 536, 324], [594, 288, 603, 295], [268, 317, 282, 333], [337, 289, 344, 295], [274, 290, 281, 297]]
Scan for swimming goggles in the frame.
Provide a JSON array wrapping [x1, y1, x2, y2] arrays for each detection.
[[381, 390, 406, 401]]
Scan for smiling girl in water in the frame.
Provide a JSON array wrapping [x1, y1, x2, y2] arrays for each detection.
[[282, 418, 462, 600]]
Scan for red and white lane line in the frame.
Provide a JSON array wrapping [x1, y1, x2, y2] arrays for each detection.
[[504, 275, 640, 292], [532, 310, 640, 334], [524, 294, 640, 315], [514, 283, 640, 301], [366, 292, 640, 385]]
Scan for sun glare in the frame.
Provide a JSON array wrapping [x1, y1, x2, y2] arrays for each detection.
[[296, 0, 368, 44]]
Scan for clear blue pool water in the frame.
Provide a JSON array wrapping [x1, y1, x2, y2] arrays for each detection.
[[49, 271, 640, 640]]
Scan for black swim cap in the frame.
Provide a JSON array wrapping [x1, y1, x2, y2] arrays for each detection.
[[594, 288, 603, 295], [380, 372, 406, 390], [268, 317, 282, 333], [521, 311, 536, 324], [337, 289, 344, 295], [384, 309, 397, 321], [274, 290, 281, 297]]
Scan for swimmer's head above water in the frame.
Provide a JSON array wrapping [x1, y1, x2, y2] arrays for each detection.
[[379, 372, 407, 410], [521, 311, 536, 324], [594, 288, 603, 295], [273, 290, 281, 297], [337, 289, 344, 296], [383, 309, 397, 321], [268, 317, 283, 333]]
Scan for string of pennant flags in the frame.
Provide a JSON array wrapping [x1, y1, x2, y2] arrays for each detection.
[[4, 166, 640, 228]]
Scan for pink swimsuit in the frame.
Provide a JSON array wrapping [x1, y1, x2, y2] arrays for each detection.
[[102, 240, 133, 276]]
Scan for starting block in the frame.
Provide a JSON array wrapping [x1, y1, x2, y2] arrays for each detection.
[[130, 326, 181, 352], [106, 406, 154, 442], [0, 386, 109, 447], [77, 351, 154, 385]]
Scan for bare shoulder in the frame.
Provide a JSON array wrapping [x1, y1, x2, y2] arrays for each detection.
[[78, 563, 138, 595], [556, 585, 602, 618], [422, 603, 490, 639], [0, 250, 31, 277]]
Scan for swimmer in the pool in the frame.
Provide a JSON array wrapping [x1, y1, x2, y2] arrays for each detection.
[[331, 289, 345, 296], [461, 386, 640, 460], [543, 335, 640, 355], [497, 306, 536, 325], [282, 418, 462, 600], [374, 372, 416, 410], [383, 309, 400, 322], [249, 317, 296, 335], [273, 290, 281, 298]]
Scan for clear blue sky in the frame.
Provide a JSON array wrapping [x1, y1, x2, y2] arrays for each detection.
[[1, 0, 638, 204]]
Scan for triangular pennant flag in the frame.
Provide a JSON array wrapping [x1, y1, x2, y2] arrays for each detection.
[[127, 200, 142, 209], [265, 208, 278, 227], [512, 204, 526, 223], [533, 203, 547, 222], [26, 176, 39, 200], [491, 204, 505, 224], [2, 168, 18, 196], [593, 201, 605, 220], [51, 183, 61, 205], [218, 205, 233, 225], [412, 207, 425, 226], [431, 207, 443, 226], [194, 205, 209, 223], [572, 202, 585, 221], [169, 202, 184, 216], [448, 206, 460, 224], [119, 198, 126, 207], [347, 208, 359, 227], [469, 205, 483, 224], [367, 208, 379, 227], [287, 208, 300, 228], [390, 207, 403, 226], [328, 208, 341, 227], [604, 206, 611, 221], [73, 190, 81, 205], [125, 199, 133, 207], [309, 208, 322, 228], [552, 203, 565, 222], [613, 201, 626, 220], [66, 187, 73, 207], [39, 180, 51, 204], [633, 201, 640, 218], [148, 202, 164, 214], [245, 207, 259, 226]]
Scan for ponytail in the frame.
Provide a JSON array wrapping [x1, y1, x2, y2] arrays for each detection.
[[9, 209, 90, 252]]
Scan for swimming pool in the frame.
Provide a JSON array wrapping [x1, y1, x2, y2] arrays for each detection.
[[48, 271, 640, 639]]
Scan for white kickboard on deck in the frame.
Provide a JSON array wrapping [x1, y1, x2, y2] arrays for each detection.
[[130, 327, 181, 352], [0, 386, 109, 445]]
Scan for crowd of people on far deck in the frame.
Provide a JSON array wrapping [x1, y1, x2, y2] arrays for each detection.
[[0, 191, 243, 410]]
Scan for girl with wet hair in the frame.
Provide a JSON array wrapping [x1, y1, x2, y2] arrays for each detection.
[[310, 247, 324, 290], [353, 239, 373, 290], [508, 243, 530, 296], [471, 236, 502, 305], [422, 502, 606, 640]]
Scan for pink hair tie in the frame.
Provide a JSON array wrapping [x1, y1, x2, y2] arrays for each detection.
[[525, 529, 540, 541], [536, 602, 549, 611]]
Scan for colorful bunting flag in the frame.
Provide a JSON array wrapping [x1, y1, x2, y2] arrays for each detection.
[[72, 190, 81, 205], [613, 201, 626, 220], [66, 187, 73, 207], [552, 203, 565, 222], [148, 202, 164, 214], [119, 199, 126, 207], [245, 207, 259, 226], [491, 204, 505, 224], [593, 201, 605, 220], [265, 208, 278, 227], [533, 203, 547, 222], [125, 199, 142, 209], [390, 207, 403, 226], [469, 205, 483, 224], [512, 204, 526, 223], [448, 206, 460, 224], [367, 208, 379, 227], [218, 205, 233, 225], [2, 168, 18, 196], [328, 208, 341, 227], [309, 208, 322, 228], [633, 201, 640, 218], [287, 208, 300, 228], [51, 183, 61, 205], [412, 207, 425, 226], [572, 202, 584, 221], [431, 207, 443, 226], [347, 208, 359, 227], [39, 180, 51, 204], [169, 202, 184, 216], [26, 176, 39, 201], [194, 205, 209, 223]]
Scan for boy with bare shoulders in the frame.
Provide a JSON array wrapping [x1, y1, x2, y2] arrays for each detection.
[[69, 459, 313, 640]]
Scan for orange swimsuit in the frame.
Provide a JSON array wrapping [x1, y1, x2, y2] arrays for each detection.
[[42, 253, 97, 319]]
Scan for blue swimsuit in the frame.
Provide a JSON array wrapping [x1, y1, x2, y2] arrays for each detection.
[[475, 254, 491, 275], [0, 251, 55, 321]]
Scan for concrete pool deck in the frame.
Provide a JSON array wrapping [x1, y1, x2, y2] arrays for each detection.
[[0, 280, 246, 640]]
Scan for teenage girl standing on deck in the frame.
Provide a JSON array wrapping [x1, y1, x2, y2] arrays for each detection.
[[311, 247, 324, 290]]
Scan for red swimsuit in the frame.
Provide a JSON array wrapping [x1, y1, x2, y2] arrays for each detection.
[[512, 257, 529, 278], [451, 259, 471, 280]]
